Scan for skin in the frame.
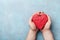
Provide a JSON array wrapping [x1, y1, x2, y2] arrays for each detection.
[[26, 12, 54, 40]]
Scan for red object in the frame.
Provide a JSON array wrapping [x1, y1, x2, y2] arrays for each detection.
[[32, 12, 48, 30]]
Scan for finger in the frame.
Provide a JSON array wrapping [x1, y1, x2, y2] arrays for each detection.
[[46, 15, 51, 24], [29, 15, 34, 25]]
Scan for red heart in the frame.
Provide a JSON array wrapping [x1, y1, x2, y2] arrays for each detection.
[[32, 12, 48, 30]]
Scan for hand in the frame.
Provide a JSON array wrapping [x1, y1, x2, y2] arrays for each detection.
[[29, 14, 38, 31], [41, 15, 51, 32], [26, 13, 38, 40]]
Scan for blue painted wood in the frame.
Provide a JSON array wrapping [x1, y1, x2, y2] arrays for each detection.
[[0, 0, 60, 40]]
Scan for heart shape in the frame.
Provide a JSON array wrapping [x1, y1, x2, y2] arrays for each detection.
[[32, 12, 48, 30]]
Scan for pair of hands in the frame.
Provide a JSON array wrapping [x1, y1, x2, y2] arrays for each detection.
[[27, 13, 54, 40], [29, 13, 51, 32]]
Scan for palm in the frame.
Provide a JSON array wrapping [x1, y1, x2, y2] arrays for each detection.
[[42, 15, 51, 30], [29, 13, 38, 31]]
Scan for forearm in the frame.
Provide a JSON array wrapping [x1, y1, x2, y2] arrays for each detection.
[[26, 29, 37, 40], [42, 29, 54, 40]]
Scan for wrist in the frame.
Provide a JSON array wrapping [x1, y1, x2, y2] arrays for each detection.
[[41, 29, 50, 33], [30, 29, 38, 33]]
